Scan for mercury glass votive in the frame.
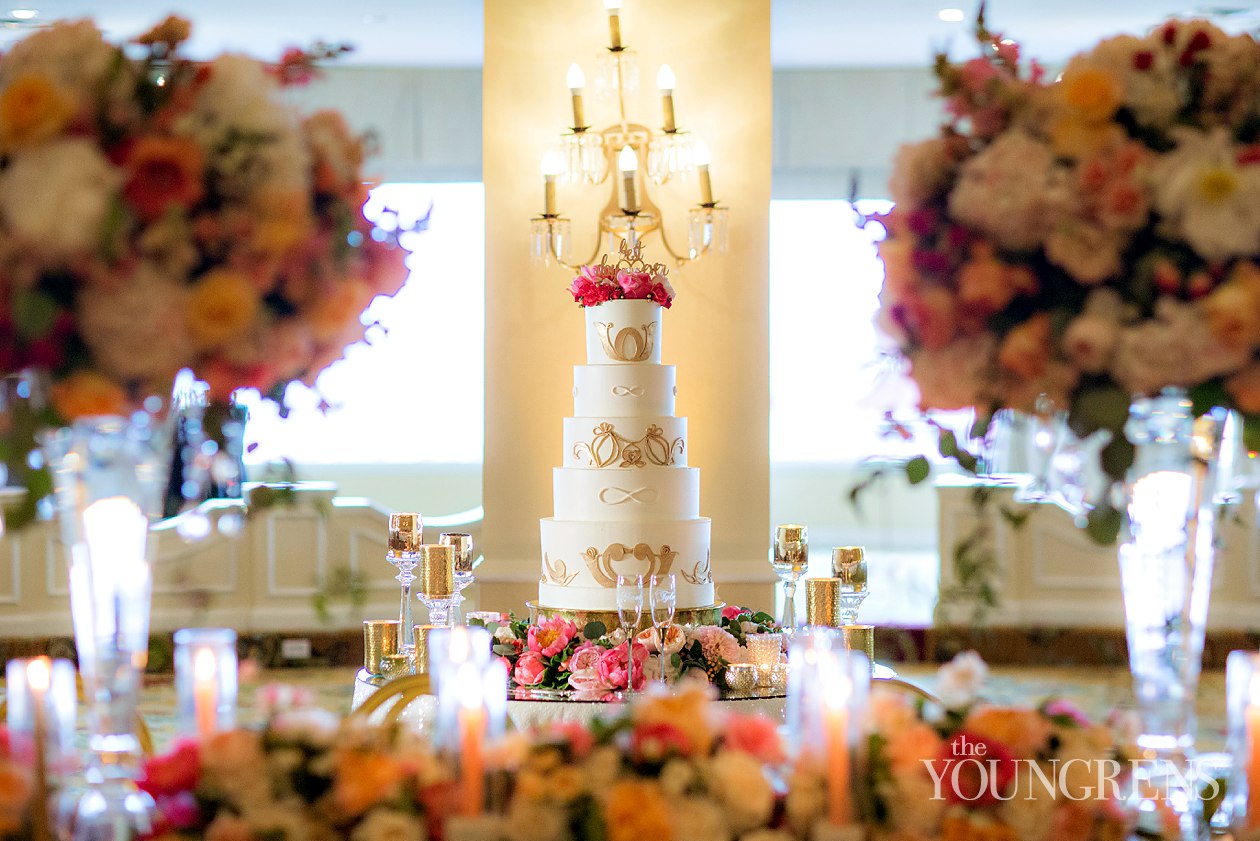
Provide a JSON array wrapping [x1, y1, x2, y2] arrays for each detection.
[[173, 628, 238, 738], [724, 663, 757, 693], [747, 633, 783, 687]]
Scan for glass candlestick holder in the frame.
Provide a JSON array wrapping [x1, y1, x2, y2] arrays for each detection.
[[388, 512, 423, 652], [440, 533, 475, 624], [418, 544, 456, 627], [771, 524, 809, 634], [831, 546, 869, 626]]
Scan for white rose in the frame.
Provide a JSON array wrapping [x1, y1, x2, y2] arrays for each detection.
[[880, 773, 947, 837], [350, 809, 425, 841], [659, 758, 696, 797], [1045, 221, 1123, 285], [707, 750, 774, 834], [504, 799, 566, 841], [947, 132, 1060, 252], [669, 796, 728, 841], [270, 708, 341, 748], [1061, 314, 1119, 374], [936, 650, 988, 710], [0, 138, 120, 258], [77, 263, 192, 383], [493, 625, 517, 645]]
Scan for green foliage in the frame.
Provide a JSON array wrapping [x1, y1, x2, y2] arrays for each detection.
[[583, 621, 607, 640], [1086, 504, 1123, 545], [904, 455, 931, 485], [312, 566, 369, 624]]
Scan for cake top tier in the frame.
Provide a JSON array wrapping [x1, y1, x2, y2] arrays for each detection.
[[566, 240, 675, 310]]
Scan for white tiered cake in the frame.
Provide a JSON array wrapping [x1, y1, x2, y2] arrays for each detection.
[[539, 273, 713, 612]]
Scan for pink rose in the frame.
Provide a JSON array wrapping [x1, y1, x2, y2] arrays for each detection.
[[566, 641, 603, 673], [596, 642, 648, 690], [1043, 698, 1091, 728], [630, 720, 693, 760], [527, 617, 578, 658], [651, 283, 671, 308], [514, 651, 547, 686], [139, 739, 200, 798], [721, 605, 747, 621], [616, 269, 654, 299], [722, 713, 785, 764]]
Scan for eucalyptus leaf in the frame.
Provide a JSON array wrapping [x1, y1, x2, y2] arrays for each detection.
[[583, 621, 606, 639], [905, 455, 931, 485], [1086, 504, 1123, 545], [1100, 435, 1136, 481]]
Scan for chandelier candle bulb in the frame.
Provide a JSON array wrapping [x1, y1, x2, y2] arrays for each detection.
[[657, 64, 676, 132], [618, 145, 638, 212], [694, 140, 714, 205], [566, 63, 586, 129], [603, 0, 622, 50], [541, 151, 563, 216]]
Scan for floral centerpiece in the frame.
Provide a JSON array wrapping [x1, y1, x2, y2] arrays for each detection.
[[478, 607, 780, 697], [877, 14, 1260, 534], [128, 654, 1130, 841], [0, 16, 411, 524]]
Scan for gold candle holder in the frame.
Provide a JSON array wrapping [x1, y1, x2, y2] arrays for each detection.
[[440, 533, 475, 574], [418, 544, 455, 597], [363, 619, 400, 675], [413, 623, 442, 674], [773, 524, 808, 571], [388, 512, 422, 557], [839, 624, 875, 674], [805, 577, 843, 626]]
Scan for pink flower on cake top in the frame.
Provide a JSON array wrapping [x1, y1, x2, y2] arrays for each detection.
[[568, 261, 675, 308]]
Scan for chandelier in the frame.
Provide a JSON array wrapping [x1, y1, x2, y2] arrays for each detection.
[[529, 0, 729, 271]]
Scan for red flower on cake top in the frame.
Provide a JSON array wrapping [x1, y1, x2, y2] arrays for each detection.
[[568, 240, 676, 308]]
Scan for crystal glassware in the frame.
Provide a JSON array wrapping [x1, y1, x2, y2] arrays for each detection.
[[418, 544, 456, 626], [440, 533, 475, 624], [6, 656, 76, 841], [648, 573, 676, 686], [772, 524, 809, 634], [388, 513, 423, 652], [831, 546, 868, 626], [747, 633, 782, 688], [616, 574, 643, 693], [1120, 389, 1223, 841], [173, 628, 238, 738], [43, 413, 171, 841]]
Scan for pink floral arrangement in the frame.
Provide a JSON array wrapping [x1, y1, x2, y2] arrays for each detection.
[[878, 14, 1260, 489], [568, 261, 675, 308], [0, 17, 411, 421]]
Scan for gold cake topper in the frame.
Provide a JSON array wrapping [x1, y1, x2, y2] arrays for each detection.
[[600, 239, 669, 280]]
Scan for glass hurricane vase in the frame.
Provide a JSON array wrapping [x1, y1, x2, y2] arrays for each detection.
[[1120, 388, 1223, 841], [43, 413, 171, 841]]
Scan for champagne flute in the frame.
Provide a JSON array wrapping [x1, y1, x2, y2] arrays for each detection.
[[616, 574, 643, 692], [648, 574, 676, 686], [771, 524, 808, 634]]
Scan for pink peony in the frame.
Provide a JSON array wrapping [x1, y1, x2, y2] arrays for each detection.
[[617, 269, 654, 299], [514, 651, 547, 686], [721, 605, 747, 621], [722, 713, 785, 764], [527, 617, 578, 658], [596, 642, 648, 691]]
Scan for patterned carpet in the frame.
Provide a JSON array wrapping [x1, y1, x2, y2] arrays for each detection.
[[119, 663, 1228, 754]]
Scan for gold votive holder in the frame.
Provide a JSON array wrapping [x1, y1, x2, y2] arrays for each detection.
[[831, 546, 867, 586], [413, 623, 442, 674], [805, 577, 843, 626], [439, 533, 475, 574], [381, 652, 414, 681], [388, 512, 422, 557], [363, 619, 401, 675], [418, 544, 455, 597], [839, 624, 875, 674], [773, 523, 808, 569], [724, 663, 757, 694]]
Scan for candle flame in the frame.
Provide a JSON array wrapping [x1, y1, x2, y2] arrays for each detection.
[[194, 647, 217, 682], [618, 145, 638, 173], [656, 64, 675, 92], [26, 657, 50, 693], [541, 150, 564, 177], [693, 139, 712, 167], [566, 63, 585, 91], [602, 0, 623, 9]]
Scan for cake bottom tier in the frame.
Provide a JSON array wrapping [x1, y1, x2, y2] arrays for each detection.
[[539, 517, 713, 611]]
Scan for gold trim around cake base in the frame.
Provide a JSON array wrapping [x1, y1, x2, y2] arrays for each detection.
[[528, 601, 725, 633]]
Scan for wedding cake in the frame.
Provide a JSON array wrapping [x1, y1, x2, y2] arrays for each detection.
[[538, 244, 713, 612]]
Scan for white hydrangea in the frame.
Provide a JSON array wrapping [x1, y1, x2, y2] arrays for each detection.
[[889, 137, 955, 210], [0, 19, 119, 97], [1152, 126, 1260, 262], [947, 132, 1060, 252], [1111, 296, 1250, 395], [77, 263, 192, 383], [0, 138, 120, 258]]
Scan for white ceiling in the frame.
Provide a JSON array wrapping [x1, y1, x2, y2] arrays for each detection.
[[2, 1, 1256, 68]]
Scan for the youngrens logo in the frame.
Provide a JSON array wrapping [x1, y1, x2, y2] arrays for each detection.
[[923, 733, 1222, 803]]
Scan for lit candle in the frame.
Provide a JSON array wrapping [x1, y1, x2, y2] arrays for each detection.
[[193, 647, 218, 738], [1247, 670, 1260, 829], [657, 64, 676, 132], [541, 150, 563, 216], [27, 658, 51, 841], [824, 672, 853, 826], [457, 670, 486, 816], [618, 145, 638, 212], [566, 63, 586, 130], [603, 0, 623, 49], [694, 140, 714, 205]]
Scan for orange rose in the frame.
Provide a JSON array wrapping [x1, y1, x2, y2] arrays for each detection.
[[997, 315, 1052, 380], [186, 270, 260, 349], [123, 136, 205, 222], [1060, 65, 1123, 124], [604, 780, 672, 841], [0, 763, 32, 834], [307, 281, 370, 342], [963, 705, 1052, 759], [1227, 363, 1260, 415], [49, 371, 128, 420], [0, 74, 73, 151], [331, 749, 404, 817], [631, 683, 715, 756]]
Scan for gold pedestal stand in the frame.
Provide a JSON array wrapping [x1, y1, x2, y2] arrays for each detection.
[[527, 600, 725, 632]]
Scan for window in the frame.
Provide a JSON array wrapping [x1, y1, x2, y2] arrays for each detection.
[[240, 183, 485, 466]]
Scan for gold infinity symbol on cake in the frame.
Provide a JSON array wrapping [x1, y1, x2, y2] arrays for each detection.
[[598, 487, 659, 505], [583, 543, 677, 588], [595, 321, 656, 362], [611, 386, 645, 396]]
